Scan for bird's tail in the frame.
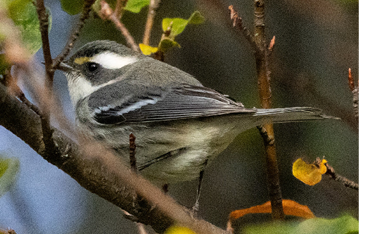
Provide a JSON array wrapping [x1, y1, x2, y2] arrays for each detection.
[[253, 107, 338, 124]]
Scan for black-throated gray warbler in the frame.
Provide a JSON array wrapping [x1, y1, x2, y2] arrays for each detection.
[[57, 40, 333, 185]]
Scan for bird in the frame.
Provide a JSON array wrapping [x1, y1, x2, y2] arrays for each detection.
[[56, 40, 334, 187]]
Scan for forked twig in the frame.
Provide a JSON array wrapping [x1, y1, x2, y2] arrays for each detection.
[[228, 5, 257, 53], [100, 1, 139, 52], [229, 2, 284, 220]]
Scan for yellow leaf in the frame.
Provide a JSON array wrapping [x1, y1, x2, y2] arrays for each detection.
[[165, 225, 196, 234], [139, 43, 158, 55], [292, 158, 327, 186]]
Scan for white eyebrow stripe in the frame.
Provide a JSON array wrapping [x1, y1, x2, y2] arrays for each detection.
[[90, 52, 137, 69]]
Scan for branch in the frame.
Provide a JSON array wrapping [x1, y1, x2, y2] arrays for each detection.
[[314, 158, 359, 190], [35, 0, 60, 159], [253, 0, 284, 220], [2, 71, 42, 116], [228, 5, 258, 53], [53, 0, 96, 68], [0, 83, 229, 234], [325, 163, 359, 190], [99, 0, 140, 52], [229, 2, 284, 220], [142, 0, 160, 45]]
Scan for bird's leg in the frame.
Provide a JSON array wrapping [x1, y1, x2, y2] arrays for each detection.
[[192, 160, 208, 214], [162, 184, 169, 193]]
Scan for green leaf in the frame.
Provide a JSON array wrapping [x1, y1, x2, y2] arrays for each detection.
[[7, 0, 51, 55], [0, 157, 20, 197], [61, 0, 84, 15], [159, 38, 180, 52], [187, 11, 205, 25], [162, 11, 205, 37], [242, 215, 359, 234], [162, 18, 188, 37], [0, 53, 10, 75], [124, 0, 150, 13]]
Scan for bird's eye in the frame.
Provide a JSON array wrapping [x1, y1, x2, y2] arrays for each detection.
[[86, 62, 100, 72]]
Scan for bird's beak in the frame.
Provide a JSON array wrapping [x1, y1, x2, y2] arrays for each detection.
[[57, 62, 73, 72]]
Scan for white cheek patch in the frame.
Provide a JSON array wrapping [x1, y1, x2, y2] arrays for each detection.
[[66, 73, 100, 107], [90, 52, 137, 69]]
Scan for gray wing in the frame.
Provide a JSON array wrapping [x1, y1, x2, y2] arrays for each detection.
[[87, 82, 255, 124]]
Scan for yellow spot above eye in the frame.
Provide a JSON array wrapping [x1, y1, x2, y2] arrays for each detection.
[[74, 57, 91, 65]]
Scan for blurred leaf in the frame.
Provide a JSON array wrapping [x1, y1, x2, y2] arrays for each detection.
[[292, 158, 327, 186], [0, 53, 10, 75], [162, 11, 205, 37], [159, 38, 180, 52], [6, 0, 51, 55], [164, 225, 196, 234], [242, 215, 359, 234], [61, 0, 84, 15], [229, 199, 315, 221], [0, 157, 20, 197], [334, 0, 358, 5], [139, 43, 158, 55], [124, 0, 150, 13]]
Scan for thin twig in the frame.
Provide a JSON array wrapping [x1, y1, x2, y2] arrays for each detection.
[[100, 0, 139, 52], [3, 71, 42, 116], [348, 68, 354, 90], [229, 2, 284, 220], [348, 68, 358, 120], [143, 0, 160, 45], [53, 0, 96, 68], [0, 10, 76, 137], [267, 35, 275, 55], [228, 5, 258, 53], [114, 0, 128, 19], [317, 158, 359, 190], [36, 0, 60, 158], [129, 133, 137, 173], [136, 223, 149, 234]]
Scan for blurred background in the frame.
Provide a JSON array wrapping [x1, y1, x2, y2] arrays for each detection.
[[0, 0, 358, 233]]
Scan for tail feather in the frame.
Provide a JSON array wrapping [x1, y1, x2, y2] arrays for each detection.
[[253, 107, 339, 123]]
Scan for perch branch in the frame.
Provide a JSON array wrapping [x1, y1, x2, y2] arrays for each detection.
[[0, 83, 229, 234]]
